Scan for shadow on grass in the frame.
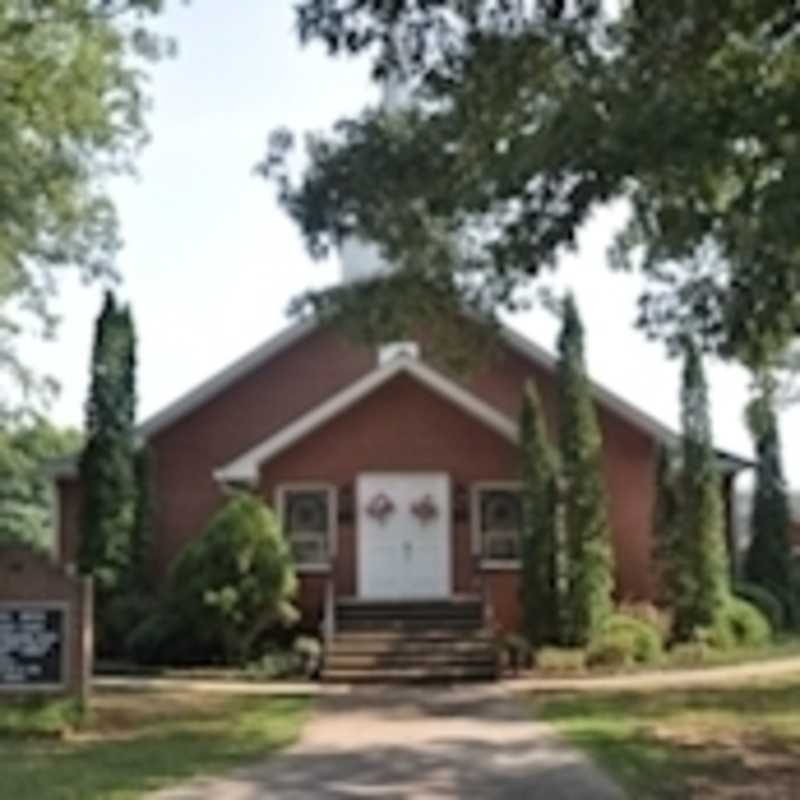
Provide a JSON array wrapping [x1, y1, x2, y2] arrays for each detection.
[[0, 695, 308, 800]]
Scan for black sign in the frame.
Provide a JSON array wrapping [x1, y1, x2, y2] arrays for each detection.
[[0, 607, 65, 686]]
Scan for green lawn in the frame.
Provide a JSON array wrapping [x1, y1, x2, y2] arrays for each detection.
[[0, 690, 309, 800], [535, 672, 800, 799]]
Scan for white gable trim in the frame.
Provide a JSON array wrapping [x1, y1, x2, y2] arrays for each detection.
[[139, 319, 318, 439], [49, 316, 751, 481], [500, 325, 678, 444], [215, 355, 517, 484]]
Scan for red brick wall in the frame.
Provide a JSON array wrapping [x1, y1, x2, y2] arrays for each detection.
[[466, 344, 659, 601], [260, 374, 521, 621], [0, 545, 93, 700], [56, 322, 664, 632], [54, 327, 375, 577], [56, 478, 83, 568]]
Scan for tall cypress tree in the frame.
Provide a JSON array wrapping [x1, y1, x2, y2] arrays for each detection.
[[652, 444, 680, 608], [558, 295, 614, 647], [78, 291, 137, 594], [520, 381, 561, 646], [744, 382, 793, 624], [673, 341, 730, 640], [130, 444, 155, 592]]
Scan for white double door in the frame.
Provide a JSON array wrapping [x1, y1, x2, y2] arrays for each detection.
[[357, 472, 451, 599]]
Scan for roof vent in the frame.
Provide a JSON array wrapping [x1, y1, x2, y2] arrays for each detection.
[[379, 341, 420, 365]]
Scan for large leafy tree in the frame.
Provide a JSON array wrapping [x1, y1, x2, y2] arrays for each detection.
[[744, 382, 794, 623], [557, 295, 613, 646], [673, 341, 730, 640], [268, 1, 800, 368], [519, 380, 561, 646], [0, 419, 81, 550], [78, 290, 137, 593], [0, 0, 171, 410]]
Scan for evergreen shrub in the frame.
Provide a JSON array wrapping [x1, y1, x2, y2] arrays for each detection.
[[703, 598, 772, 650], [588, 612, 664, 668], [733, 581, 785, 632]]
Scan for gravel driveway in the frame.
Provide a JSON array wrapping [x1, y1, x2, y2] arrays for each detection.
[[148, 683, 623, 799]]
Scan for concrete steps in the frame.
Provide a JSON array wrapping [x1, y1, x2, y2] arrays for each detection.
[[322, 598, 497, 683]]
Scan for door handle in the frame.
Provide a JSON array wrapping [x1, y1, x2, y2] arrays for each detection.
[[403, 541, 412, 560]]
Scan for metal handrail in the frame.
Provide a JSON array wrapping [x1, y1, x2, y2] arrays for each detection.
[[321, 567, 336, 651]]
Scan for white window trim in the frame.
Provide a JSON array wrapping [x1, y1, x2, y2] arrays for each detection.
[[471, 481, 523, 570], [276, 483, 337, 573]]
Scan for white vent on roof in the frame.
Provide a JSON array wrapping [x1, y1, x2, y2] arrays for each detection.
[[379, 341, 420, 365]]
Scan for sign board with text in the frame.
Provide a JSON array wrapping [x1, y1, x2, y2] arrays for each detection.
[[0, 544, 92, 702], [0, 605, 67, 689]]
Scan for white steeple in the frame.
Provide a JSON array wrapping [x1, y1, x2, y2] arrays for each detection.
[[339, 62, 409, 285]]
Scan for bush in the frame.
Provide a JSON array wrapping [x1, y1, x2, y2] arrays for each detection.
[[293, 636, 322, 679], [617, 602, 672, 641], [498, 633, 533, 674], [788, 559, 800, 629], [246, 648, 301, 680], [702, 598, 772, 651], [587, 628, 638, 669], [131, 494, 299, 667], [535, 647, 587, 673], [125, 609, 214, 666], [668, 641, 713, 667], [733, 581, 785, 632], [98, 592, 158, 660], [601, 612, 664, 664]]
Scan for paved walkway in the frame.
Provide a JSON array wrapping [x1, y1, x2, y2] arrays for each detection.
[[148, 683, 623, 799]]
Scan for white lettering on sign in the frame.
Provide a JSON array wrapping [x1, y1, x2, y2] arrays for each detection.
[[0, 607, 64, 686]]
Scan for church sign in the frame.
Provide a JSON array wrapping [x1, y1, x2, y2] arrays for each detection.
[[0, 544, 93, 703], [0, 605, 67, 689]]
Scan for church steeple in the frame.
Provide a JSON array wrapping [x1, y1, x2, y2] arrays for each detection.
[[339, 64, 409, 285]]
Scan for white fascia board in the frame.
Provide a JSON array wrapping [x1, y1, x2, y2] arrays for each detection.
[[500, 324, 752, 471], [500, 324, 677, 443], [215, 356, 518, 483], [44, 320, 320, 477], [138, 319, 318, 439]]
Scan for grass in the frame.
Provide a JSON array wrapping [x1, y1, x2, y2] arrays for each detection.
[[0, 689, 309, 800], [0, 696, 84, 737], [527, 635, 800, 678], [535, 671, 800, 799], [663, 635, 800, 670]]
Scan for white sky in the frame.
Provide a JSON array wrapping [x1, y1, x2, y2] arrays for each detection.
[[18, 1, 800, 484]]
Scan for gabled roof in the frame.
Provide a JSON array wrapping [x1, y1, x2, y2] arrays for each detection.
[[138, 318, 318, 439], [50, 315, 753, 480], [215, 354, 517, 483]]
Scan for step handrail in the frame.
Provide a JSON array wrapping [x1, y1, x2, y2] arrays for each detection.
[[321, 571, 336, 650]]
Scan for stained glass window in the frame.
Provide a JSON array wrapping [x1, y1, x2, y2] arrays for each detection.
[[478, 488, 522, 560], [281, 488, 332, 566]]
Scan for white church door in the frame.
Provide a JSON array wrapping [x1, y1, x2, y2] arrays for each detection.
[[357, 473, 451, 599]]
